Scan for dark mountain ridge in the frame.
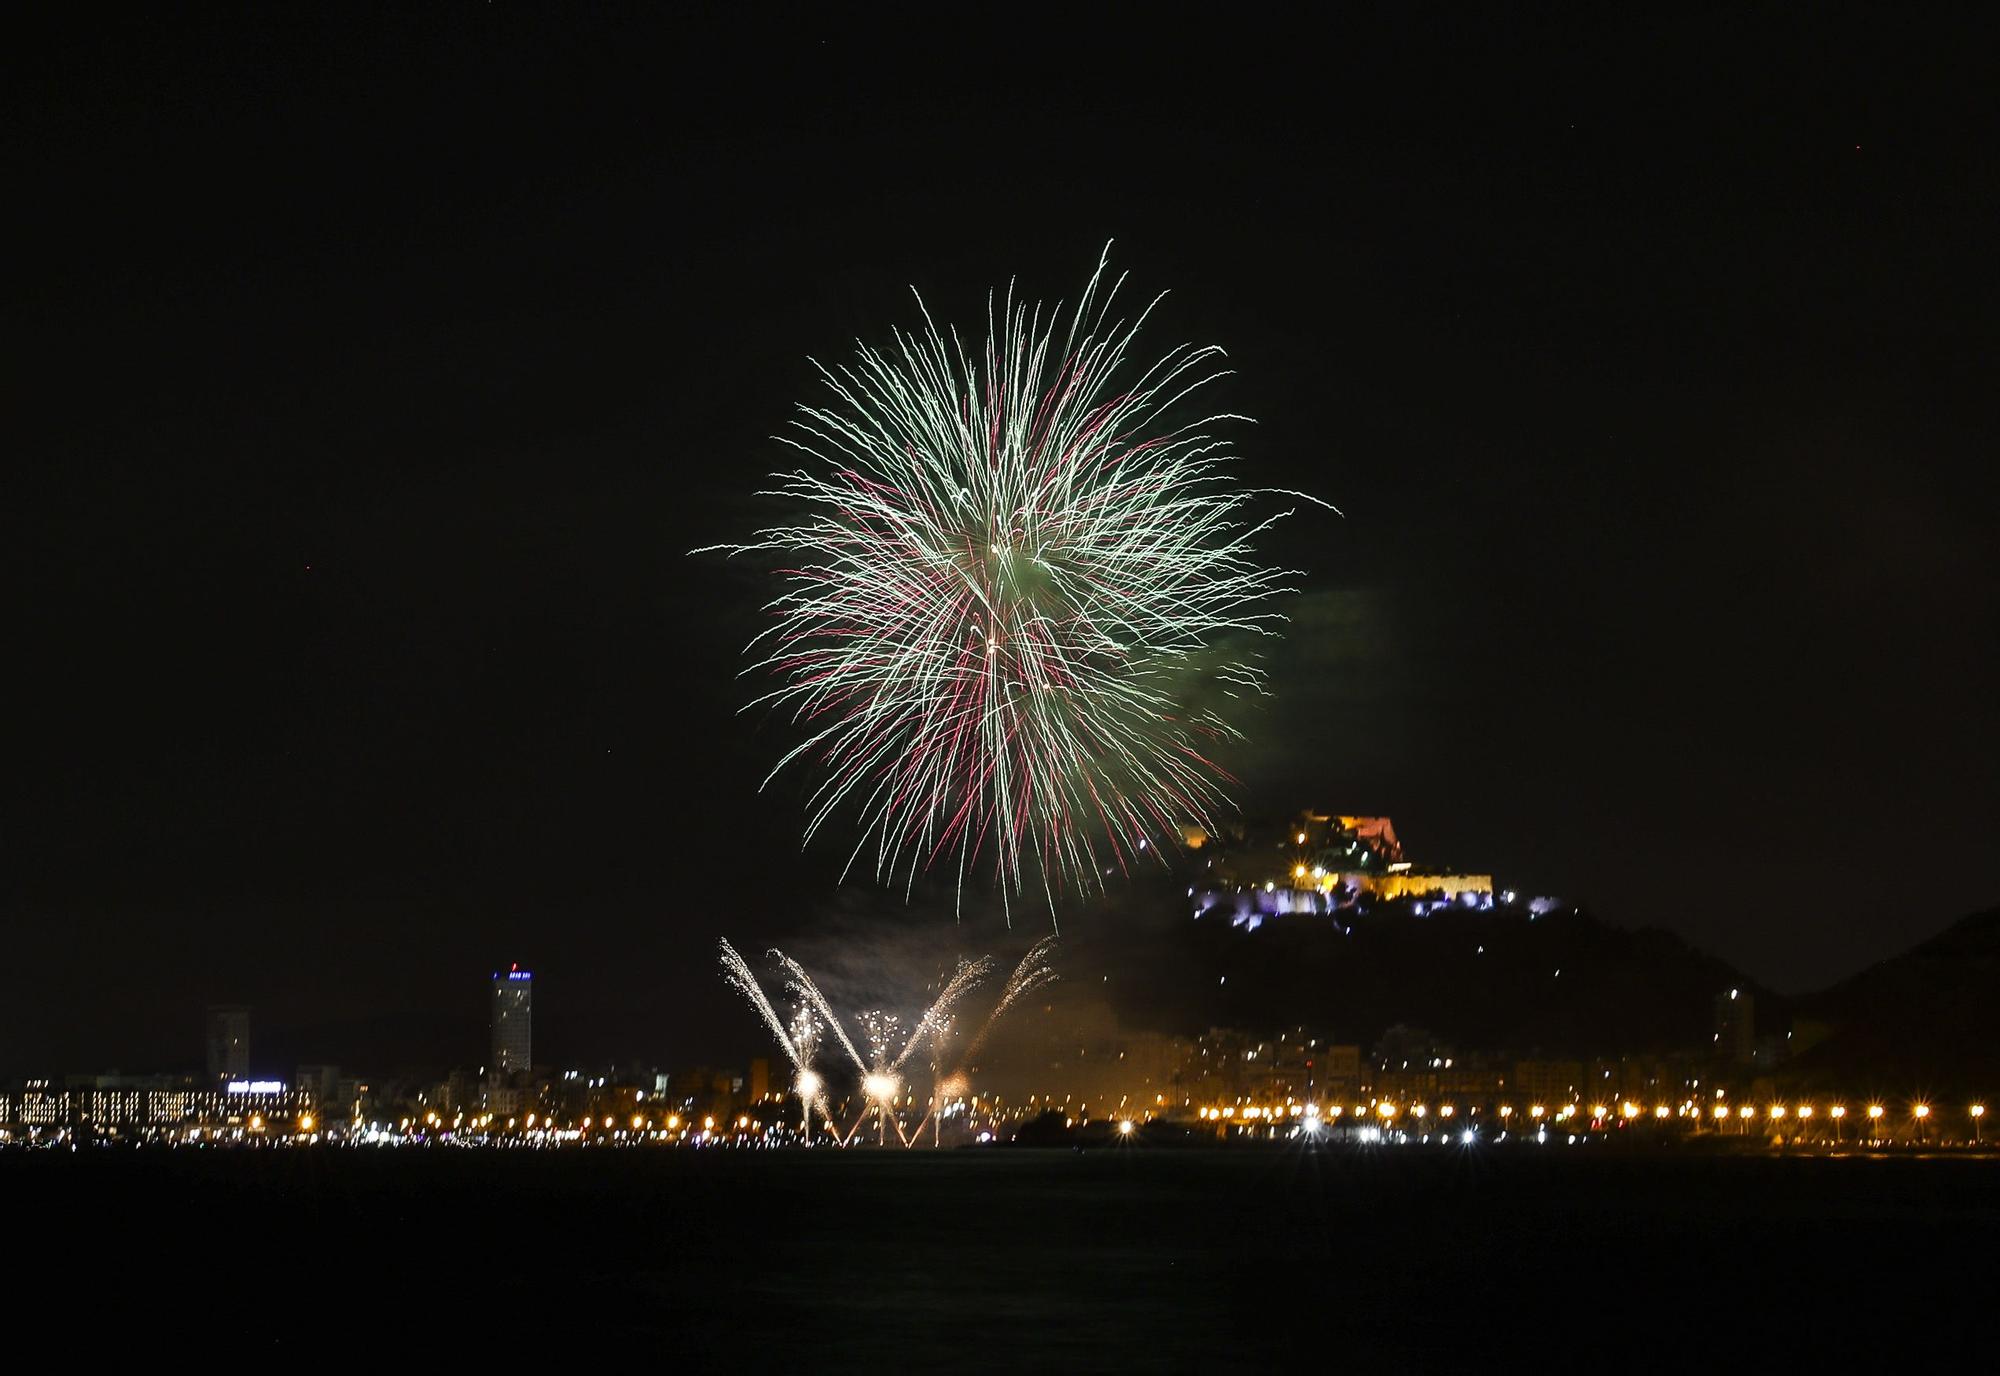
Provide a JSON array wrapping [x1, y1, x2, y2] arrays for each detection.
[[1068, 882, 1995, 1089], [1780, 904, 2000, 1096], [1067, 883, 1791, 1061]]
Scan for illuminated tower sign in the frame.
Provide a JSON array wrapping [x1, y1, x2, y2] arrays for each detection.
[[490, 966, 533, 1078]]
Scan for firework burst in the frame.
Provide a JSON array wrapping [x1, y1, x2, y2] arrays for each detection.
[[705, 247, 1329, 913]]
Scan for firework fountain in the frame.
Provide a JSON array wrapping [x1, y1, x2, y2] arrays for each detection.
[[858, 1011, 904, 1147], [907, 935, 1059, 1146], [717, 939, 842, 1141], [718, 938, 1054, 1146]]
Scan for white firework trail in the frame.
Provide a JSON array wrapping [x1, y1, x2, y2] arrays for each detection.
[[958, 936, 1061, 1067], [718, 938, 804, 1069], [907, 937, 1061, 1146], [773, 951, 869, 1074], [889, 956, 994, 1073], [718, 939, 840, 1137]]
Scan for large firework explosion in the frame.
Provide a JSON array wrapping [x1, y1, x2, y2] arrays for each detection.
[[706, 248, 1327, 913]]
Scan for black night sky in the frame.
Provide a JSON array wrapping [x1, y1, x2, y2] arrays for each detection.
[[8, 10, 1994, 1075]]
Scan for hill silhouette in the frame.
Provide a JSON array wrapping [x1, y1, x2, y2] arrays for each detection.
[[1067, 880, 1786, 1059], [1780, 904, 2000, 1096]]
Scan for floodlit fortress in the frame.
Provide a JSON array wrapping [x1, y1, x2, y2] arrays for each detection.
[[1189, 812, 1507, 926]]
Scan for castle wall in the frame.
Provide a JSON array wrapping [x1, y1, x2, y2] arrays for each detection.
[[1194, 871, 1495, 926]]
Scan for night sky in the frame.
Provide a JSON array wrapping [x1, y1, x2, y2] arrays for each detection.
[[8, 10, 1994, 1074]]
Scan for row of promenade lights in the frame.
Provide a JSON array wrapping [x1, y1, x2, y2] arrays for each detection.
[[1697, 1101, 1986, 1140], [1195, 1101, 1989, 1141], [393, 1110, 758, 1137], [143, 1102, 1993, 1144]]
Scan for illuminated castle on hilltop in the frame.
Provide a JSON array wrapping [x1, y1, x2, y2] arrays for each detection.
[[1188, 811, 1504, 929]]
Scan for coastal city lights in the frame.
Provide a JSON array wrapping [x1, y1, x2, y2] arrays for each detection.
[[27, 1084, 1994, 1149]]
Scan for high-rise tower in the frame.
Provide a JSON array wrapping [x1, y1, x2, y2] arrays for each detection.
[[1712, 988, 1755, 1065], [490, 966, 533, 1078], [205, 1005, 250, 1084]]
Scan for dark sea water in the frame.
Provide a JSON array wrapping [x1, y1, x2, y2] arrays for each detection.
[[11, 1144, 1993, 1365]]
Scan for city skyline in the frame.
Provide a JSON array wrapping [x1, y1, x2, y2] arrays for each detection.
[[12, 883, 1994, 1106], [7, 840, 1994, 1081], [9, 968, 1989, 1152], [9, 938, 1987, 1149]]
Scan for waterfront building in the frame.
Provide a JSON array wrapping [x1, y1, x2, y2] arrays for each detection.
[[206, 1005, 250, 1084], [1511, 1059, 1584, 1107], [0, 1076, 311, 1136], [1713, 989, 1755, 1065], [490, 966, 533, 1078], [296, 1064, 341, 1110]]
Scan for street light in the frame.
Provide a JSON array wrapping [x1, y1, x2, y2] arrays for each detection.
[[1866, 1104, 1884, 1142], [1972, 1104, 1986, 1144]]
